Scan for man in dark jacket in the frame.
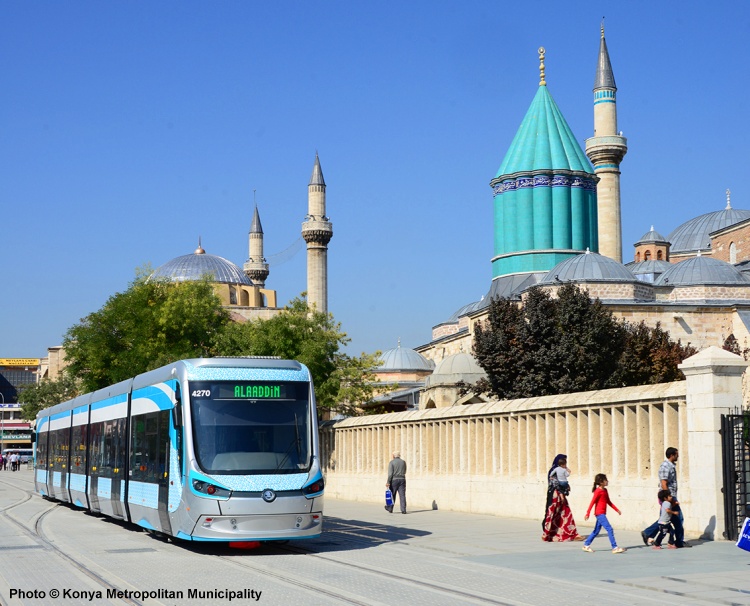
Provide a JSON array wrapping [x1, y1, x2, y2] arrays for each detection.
[[385, 451, 407, 514]]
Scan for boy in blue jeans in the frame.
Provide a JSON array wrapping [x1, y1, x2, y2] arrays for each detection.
[[653, 489, 678, 549]]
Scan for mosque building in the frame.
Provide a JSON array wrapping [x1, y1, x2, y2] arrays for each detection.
[[40, 155, 332, 381], [149, 154, 332, 322], [409, 26, 750, 407]]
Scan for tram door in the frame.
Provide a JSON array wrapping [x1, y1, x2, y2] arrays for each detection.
[[34, 418, 50, 496], [47, 411, 72, 502], [128, 409, 172, 534]]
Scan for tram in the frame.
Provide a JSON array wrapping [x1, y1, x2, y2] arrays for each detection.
[[34, 357, 324, 542]]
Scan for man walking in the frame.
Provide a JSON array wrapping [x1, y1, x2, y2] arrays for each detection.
[[385, 451, 407, 514], [641, 447, 691, 548]]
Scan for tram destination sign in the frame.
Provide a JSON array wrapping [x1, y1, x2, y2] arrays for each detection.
[[192, 383, 293, 401]]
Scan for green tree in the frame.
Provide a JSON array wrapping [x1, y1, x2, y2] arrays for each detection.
[[473, 284, 695, 400], [64, 274, 229, 392], [216, 296, 382, 416], [17, 374, 81, 420]]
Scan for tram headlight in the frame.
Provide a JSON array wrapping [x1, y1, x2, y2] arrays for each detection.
[[302, 478, 325, 497], [192, 479, 231, 498]]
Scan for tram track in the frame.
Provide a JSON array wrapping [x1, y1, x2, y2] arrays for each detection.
[[208, 532, 519, 606], [0, 477, 147, 606]]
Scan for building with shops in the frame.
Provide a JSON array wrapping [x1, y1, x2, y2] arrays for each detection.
[[0, 358, 37, 449]]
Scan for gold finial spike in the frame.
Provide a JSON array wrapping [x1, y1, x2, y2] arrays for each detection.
[[601, 18, 605, 39], [727, 188, 732, 209], [195, 236, 205, 255], [538, 47, 546, 86]]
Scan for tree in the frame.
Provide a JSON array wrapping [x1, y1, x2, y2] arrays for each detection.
[[617, 321, 697, 385], [63, 273, 230, 392], [17, 374, 80, 420], [473, 284, 695, 400], [215, 296, 382, 416]]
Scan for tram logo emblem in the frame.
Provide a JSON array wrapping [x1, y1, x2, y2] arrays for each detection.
[[262, 489, 276, 503]]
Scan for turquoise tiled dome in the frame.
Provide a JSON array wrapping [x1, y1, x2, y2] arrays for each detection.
[[490, 81, 598, 280], [495, 86, 594, 176]]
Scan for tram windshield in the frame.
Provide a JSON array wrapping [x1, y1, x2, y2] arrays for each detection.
[[189, 380, 311, 474]]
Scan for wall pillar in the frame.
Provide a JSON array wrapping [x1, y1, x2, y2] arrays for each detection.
[[679, 346, 747, 540]]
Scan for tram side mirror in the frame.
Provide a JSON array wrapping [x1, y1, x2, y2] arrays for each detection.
[[172, 384, 183, 429]]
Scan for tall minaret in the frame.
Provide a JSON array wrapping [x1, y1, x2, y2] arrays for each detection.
[[585, 24, 627, 262], [301, 153, 333, 313], [243, 202, 270, 287]]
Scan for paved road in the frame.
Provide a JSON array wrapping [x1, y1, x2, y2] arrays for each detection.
[[0, 468, 748, 605]]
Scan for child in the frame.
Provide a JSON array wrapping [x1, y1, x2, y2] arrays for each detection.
[[653, 489, 678, 549], [550, 457, 571, 494], [582, 473, 626, 554]]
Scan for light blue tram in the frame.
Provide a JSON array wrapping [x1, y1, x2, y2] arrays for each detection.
[[34, 357, 324, 542]]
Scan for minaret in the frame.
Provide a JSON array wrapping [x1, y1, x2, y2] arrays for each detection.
[[243, 201, 269, 287], [301, 153, 333, 313], [585, 24, 627, 262]]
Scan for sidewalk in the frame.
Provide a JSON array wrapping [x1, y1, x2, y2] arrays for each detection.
[[323, 497, 750, 605]]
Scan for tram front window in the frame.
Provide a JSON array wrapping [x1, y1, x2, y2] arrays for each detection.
[[189, 381, 311, 474]]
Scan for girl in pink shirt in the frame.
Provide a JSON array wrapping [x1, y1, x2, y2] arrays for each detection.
[[582, 473, 626, 554]]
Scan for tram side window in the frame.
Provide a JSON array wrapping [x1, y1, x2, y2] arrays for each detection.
[[89, 419, 127, 478], [49, 427, 70, 470], [130, 411, 170, 482], [89, 422, 104, 475], [36, 433, 47, 468], [70, 425, 87, 473]]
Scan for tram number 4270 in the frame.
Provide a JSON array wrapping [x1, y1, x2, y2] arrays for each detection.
[[191, 390, 211, 398]]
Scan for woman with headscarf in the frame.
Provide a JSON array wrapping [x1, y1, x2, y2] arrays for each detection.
[[542, 453, 583, 542]]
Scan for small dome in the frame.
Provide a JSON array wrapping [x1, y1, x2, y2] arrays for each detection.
[[540, 251, 638, 284], [668, 208, 750, 253], [151, 251, 253, 285], [378, 343, 435, 372], [425, 352, 487, 389], [635, 226, 668, 245], [433, 352, 484, 376], [627, 259, 673, 275], [444, 299, 484, 324], [654, 256, 750, 286]]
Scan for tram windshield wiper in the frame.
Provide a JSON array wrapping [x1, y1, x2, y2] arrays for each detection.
[[275, 413, 303, 471]]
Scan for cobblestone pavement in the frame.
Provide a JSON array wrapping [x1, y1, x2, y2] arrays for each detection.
[[1, 469, 748, 605]]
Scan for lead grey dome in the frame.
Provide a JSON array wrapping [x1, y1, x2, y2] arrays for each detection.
[[540, 251, 638, 284], [378, 343, 435, 372], [433, 352, 484, 376], [425, 352, 487, 388], [668, 208, 750, 254], [654, 255, 750, 286], [635, 226, 669, 245], [151, 250, 253, 285]]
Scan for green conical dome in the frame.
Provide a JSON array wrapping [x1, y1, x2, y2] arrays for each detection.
[[489, 80, 598, 280], [496, 86, 593, 176]]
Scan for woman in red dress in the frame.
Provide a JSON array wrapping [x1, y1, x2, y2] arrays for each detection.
[[542, 453, 583, 542]]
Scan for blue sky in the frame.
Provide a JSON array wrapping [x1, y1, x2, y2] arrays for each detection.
[[2, 2, 749, 359]]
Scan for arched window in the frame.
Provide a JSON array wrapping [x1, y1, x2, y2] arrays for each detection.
[[730, 241, 737, 264], [636, 252, 641, 262], [657, 250, 663, 260], [644, 250, 652, 261]]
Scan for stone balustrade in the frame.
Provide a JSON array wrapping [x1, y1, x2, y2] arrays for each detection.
[[320, 347, 747, 539]]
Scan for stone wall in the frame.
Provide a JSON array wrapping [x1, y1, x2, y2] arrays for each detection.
[[320, 348, 747, 539]]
